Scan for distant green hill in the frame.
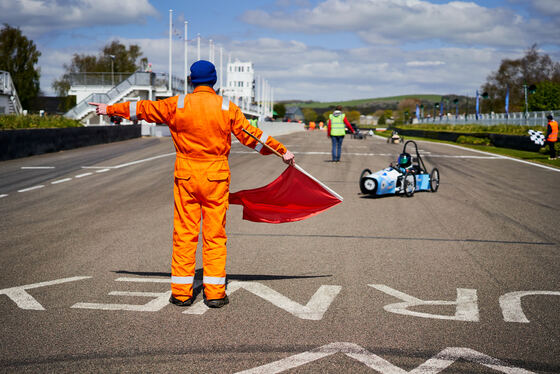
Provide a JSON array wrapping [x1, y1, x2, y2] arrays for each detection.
[[286, 94, 443, 109]]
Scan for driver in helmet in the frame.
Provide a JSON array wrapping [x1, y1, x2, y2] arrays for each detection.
[[397, 152, 413, 172]]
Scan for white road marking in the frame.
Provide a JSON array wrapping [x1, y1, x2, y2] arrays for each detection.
[[113, 153, 175, 168], [82, 152, 176, 170], [499, 291, 560, 323], [0, 194, 7, 198], [5, 153, 176, 200], [115, 277, 170, 283], [17, 185, 45, 193], [74, 172, 92, 178], [184, 281, 341, 320], [230, 150, 501, 159], [0, 276, 92, 310], [51, 178, 72, 184], [235, 342, 535, 374], [21, 166, 55, 170], [369, 284, 479, 322], [72, 290, 172, 312]]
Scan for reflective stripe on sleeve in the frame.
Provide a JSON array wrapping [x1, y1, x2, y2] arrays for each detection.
[[203, 276, 226, 285], [254, 131, 269, 153], [177, 94, 186, 109], [221, 97, 230, 111], [130, 101, 137, 121], [171, 275, 194, 284]]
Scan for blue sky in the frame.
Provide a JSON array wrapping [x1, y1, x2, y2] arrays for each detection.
[[2, 0, 559, 101]]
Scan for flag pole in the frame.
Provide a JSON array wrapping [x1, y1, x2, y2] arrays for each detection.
[[242, 128, 283, 158]]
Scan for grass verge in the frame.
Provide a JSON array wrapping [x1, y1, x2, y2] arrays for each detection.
[[374, 130, 560, 168]]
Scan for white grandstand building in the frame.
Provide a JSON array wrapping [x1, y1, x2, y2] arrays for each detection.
[[221, 60, 255, 110]]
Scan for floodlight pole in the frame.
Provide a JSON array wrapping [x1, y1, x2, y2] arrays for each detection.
[[219, 47, 223, 93], [184, 21, 188, 92], [197, 34, 200, 61], [168, 9, 173, 93]]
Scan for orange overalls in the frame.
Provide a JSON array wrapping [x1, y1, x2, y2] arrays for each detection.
[[107, 86, 287, 301]]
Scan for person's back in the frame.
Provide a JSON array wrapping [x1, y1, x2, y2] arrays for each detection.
[[171, 86, 231, 158]]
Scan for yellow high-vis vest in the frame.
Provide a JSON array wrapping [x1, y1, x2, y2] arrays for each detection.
[[329, 113, 346, 136]]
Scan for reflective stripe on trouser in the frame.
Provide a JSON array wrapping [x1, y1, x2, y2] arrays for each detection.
[[171, 158, 229, 301]]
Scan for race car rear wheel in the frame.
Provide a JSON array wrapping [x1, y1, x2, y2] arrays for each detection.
[[430, 168, 440, 192], [360, 177, 377, 195], [403, 172, 416, 197]]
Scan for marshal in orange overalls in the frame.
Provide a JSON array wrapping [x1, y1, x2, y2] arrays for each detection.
[[107, 86, 287, 303]]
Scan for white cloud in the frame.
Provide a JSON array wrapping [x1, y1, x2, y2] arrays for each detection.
[[39, 33, 520, 101], [406, 61, 445, 67], [242, 0, 559, 47], [0, 0, 158, 37]]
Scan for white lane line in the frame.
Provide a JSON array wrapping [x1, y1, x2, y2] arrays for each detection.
[[21, 166, 55, 170], [7, 153, 174, 199], [230, 151, 501, 159], [81, 152, 175, 170], [0, 194, 8, 198], [112, 152, 175, 169], [18, 185, 45, 193], [51, 178, 72, 184], [75, 172, 92, 178]]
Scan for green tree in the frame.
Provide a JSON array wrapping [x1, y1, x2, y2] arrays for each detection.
[[0, 24, 41, 109], [346, 110, 361, 124], [528, 81, 560, 111], [53, 40, 148, 97], [302, 108, 318, 123], [482, 44, 560, 113], [273, 103, 286, 118]]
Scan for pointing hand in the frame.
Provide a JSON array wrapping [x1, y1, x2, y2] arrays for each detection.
[[88, 102, 108, 115]]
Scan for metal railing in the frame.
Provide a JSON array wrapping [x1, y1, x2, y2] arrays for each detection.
[[416, 110, 560, 127], [0, 71, 23, 115], [69, 72, 134, 86], [65, 72, 186, 120]]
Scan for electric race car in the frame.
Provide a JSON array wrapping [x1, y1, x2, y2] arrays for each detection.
[[359, 140, 440, 197]]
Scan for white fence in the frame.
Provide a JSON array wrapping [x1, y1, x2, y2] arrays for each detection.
[[142, 121, 305, 137], [416, 110, 560, 127]]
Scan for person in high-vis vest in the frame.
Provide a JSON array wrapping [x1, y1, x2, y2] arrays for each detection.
[[327, 106, 354, 162], [545, 114, 558, 160], [89, 60, 295, 308]]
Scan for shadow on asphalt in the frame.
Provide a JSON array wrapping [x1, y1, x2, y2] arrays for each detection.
[[113, 270, 333, 300], [114, 269, 332, 282]]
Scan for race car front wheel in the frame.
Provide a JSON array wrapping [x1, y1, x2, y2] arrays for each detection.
[[360, 168, 372, 182], [430, 168, 440, 192], [403, 172, 416, 197], [360, 177, 377, 195]]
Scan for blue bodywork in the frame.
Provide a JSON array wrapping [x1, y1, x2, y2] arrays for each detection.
[[364, 167, 431, 196], [359, 140, 439, 197]]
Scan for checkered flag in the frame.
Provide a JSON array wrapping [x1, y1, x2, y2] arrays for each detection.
[[528, 129, 545, 146]]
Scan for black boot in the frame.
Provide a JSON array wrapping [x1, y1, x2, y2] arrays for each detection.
[[205, 295, 229, 308], [169, 295, 193, 307]]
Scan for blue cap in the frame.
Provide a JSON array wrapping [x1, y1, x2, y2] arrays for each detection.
[[190, 60, 217, 86]]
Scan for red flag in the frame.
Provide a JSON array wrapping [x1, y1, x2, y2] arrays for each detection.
[[229, 164, 343, 223]]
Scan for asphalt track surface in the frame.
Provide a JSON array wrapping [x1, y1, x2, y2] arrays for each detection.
[[1, 131, 559, 373]]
